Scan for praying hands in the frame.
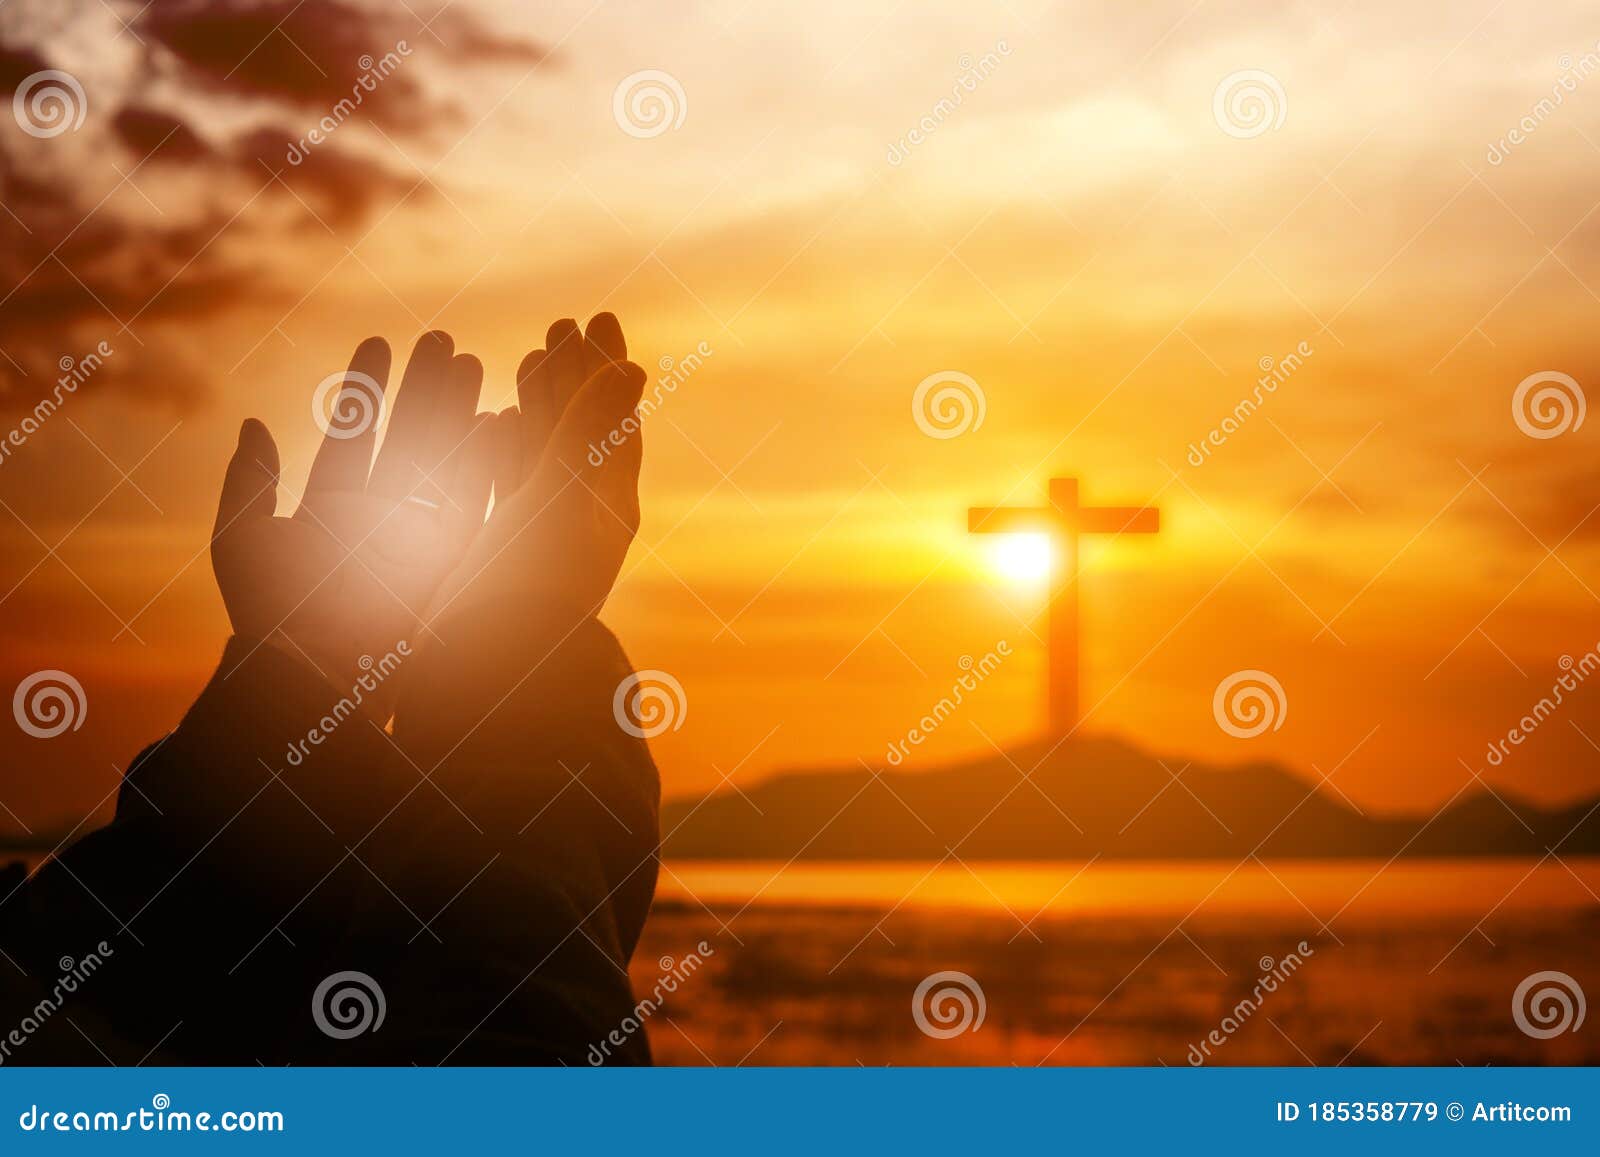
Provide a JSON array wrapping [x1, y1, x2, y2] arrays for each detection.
[[0, 315, 662, 1067]]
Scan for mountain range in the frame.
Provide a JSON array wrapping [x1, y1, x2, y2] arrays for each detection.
[[661, 734, 1600, 860]]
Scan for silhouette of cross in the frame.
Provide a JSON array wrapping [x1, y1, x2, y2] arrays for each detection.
[[969, 477, 1159, 735]]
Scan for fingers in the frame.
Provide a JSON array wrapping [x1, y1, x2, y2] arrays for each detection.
[[368, 331, 455, 502], [441, 413, 497, 551], [489, 407, 524, 503], [534, 360, 647, 617], [423, 353, 483, 498], [610, 408, 644, 536], [302, 337, 391, 507], [213, 418, 280, 544], [515, 349, 555, 474], [544, 318, 586, 413], [540, 319, 587, 459], [517, 314, 627, 478], [429, 358, 645, 632], [580, 319, 637, 505], [583, 311, 627, 377], [540, 359, 647, 482]]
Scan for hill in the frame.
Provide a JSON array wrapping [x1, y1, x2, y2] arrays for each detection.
[[660, 734, 1600, 860]]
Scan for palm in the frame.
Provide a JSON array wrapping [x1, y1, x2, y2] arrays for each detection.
[[426, 315, 646, 634], [218, 499, 446, 663], [212, 333, 494, 714]]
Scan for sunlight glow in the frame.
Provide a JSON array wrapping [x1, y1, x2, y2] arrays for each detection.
[[991, 533, 1053, 582]]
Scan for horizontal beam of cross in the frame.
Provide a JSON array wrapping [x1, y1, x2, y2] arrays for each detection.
[[967, 506, 1159, 535]]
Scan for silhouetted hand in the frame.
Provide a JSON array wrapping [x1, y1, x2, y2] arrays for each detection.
[[425, 314, 646, 639], [211, 332, 494, 717]]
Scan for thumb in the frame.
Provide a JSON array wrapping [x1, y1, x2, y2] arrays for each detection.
[[213, 418, 280, 543]]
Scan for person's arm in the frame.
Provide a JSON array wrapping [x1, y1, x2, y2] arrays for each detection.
[[333, 612, 660, 1066], [312, 314, 661, 1065], [0, 637, 414, 1064]]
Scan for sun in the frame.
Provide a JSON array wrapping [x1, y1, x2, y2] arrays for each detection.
[[990, 533, 1053, 582]]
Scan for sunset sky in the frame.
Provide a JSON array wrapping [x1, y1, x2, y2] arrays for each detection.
[[4, 0, 1600, 835]]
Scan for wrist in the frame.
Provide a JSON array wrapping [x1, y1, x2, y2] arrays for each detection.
[[266, 629, 413, 722]]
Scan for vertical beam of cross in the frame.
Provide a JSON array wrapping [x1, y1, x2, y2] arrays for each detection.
[[969, 477, 1159, 735]]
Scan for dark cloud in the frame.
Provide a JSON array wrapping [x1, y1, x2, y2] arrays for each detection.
[[0, 42, 49, 91], [111, 105, 210, 160], [0, 160, 254, 407], [139, 0, 433, 127], [137, 0, 551, 127], [0, 1, 552, 412], [234, 124, 423, 227]]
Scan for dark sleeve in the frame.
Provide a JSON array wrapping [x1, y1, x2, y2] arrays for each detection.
[[0, 900, 156, 1066], [341, 613, 662, 1065], [118, 636, 417, 845], [0, 637, 417, 1064]]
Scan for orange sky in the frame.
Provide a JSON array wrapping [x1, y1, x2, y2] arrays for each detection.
[[4, 0, 1600, 835]]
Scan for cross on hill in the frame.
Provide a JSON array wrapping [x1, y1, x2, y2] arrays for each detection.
[[969, 477, 1159, 735]]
